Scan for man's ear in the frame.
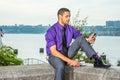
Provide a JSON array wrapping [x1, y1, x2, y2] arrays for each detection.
[[58, 14, 62, 18]]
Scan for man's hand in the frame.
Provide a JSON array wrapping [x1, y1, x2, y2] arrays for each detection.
[[87, 34, 96, 44], [50, 45, 80, 66], [69, 60, 80, 67]]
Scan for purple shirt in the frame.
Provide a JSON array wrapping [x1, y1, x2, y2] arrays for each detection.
[[45, 22, 82, 55]]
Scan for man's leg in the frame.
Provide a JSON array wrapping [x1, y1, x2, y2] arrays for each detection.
[[68, 36, 96, 59], [68, 36, 111, 68], [48, 55, 65, 80]]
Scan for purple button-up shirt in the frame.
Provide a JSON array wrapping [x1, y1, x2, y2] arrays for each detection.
[[45, 22, 82, 55]]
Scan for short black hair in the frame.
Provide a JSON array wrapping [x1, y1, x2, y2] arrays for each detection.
[[57, 8, 70, 16]]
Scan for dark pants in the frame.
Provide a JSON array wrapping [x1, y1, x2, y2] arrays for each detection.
[[48, 36, 96, 80]]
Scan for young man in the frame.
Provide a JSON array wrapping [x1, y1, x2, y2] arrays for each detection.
[[45, 8, 111, 80]]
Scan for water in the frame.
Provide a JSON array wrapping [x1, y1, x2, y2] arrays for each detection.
[[3, 34, 48, 63], [93, 36, 120, 65], [2, 34, 120, 65]]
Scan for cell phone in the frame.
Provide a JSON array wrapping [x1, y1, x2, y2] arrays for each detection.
[[91, 33, 96, 37], [93, 33, 96, 36]]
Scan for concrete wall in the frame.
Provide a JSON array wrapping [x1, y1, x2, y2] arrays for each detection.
[[0, 64, 120, 80]]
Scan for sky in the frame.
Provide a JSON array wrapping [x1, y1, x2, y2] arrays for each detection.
[[0, 0, 120, 26]]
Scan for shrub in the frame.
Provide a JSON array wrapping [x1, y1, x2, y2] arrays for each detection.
[[117, 60, 120, 66], [0, 46, 23, 66], [73, 50, 94, 64]]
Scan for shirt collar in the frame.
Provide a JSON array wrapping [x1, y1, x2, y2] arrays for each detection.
[[56, 22, 68, 30]]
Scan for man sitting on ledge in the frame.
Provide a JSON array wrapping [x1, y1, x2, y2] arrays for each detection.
[[45, 8, 111, 80]]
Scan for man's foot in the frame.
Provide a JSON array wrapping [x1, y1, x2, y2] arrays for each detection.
[[94, 57, 111, 69]]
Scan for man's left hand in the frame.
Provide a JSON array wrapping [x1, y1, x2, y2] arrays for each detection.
[[87, 35, 96, 44]]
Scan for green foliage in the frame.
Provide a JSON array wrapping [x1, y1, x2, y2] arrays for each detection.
[[83, 32, 93, 38], [72, 10, 112, 65], [73, 50, 84, 61], [71, 10, 95, 64], [100, 52, 111, 64], [71, 10, 88, 32], [71, 10, 111, 64], [73, 49, 94, 64], [71, 10, 94, 38], [0, 46, 23, 66], [117, 60, 120, 66]]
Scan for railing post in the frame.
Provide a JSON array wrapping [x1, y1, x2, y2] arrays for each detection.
[[14, 49, 18, 55]]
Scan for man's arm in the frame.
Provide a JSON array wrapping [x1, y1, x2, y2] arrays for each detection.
[[50, 45, 80, 67], [72, 26, 96, 44]]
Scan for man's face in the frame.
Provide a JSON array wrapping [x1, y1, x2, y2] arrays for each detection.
[[59, 11, 71, 25]]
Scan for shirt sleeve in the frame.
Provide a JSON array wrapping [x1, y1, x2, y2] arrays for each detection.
[[45, 30, 56, 49], [72, 26, 82, 39]]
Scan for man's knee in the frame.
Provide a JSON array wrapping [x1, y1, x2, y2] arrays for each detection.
[[56, 63, 65, 71], [76, 36, 85, 41]]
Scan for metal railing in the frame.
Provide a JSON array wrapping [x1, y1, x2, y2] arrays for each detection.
[[24, 58, 48, 65]]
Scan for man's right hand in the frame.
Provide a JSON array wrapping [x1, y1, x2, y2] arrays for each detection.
[[50, 45, 80, 67], [87, 33, 96, 44], [69, 60, 80, 67]]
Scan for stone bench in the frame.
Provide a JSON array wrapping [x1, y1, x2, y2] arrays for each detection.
[[0, 64, 120, 80]]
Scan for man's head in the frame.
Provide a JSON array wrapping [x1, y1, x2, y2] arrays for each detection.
[[57, 8, 71, 26]]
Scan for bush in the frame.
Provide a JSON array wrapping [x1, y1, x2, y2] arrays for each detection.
[[73, 50, 94, 64], [117, 60, 120, 66], [0, 46, 23, 66]]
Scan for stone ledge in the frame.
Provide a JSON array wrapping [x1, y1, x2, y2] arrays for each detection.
[[0, 64, 120, 80], [73, 64, 120, 80]]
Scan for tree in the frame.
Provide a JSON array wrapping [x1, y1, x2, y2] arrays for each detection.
[[0, 46, 23, 66], [71, 10, 94, 63], [117, 60, 120, 66], [71, 10, 111, 65], [71, 10, 87, 31]]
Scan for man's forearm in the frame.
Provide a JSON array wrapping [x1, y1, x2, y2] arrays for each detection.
[[50, 45, 80, 66], [51, 49, 72, 63]]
